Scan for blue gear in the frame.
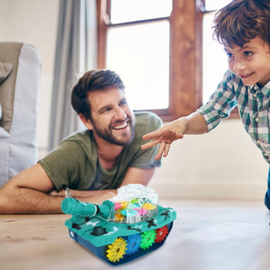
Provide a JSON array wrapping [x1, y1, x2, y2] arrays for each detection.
[[125, 234, 141, 255]]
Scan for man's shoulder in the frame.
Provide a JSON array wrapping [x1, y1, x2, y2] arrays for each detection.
[[60, 130, 94, 150], [134, 111, 162, 130], [133, 112, 162, 141]]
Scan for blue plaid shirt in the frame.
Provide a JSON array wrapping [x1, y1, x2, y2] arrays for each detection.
[[197, 69, 270, 164]]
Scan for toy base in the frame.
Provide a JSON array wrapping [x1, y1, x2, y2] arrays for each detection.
[[68, 221, 174, 266]]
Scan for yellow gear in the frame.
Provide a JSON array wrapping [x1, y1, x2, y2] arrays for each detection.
[[120, 201, 128, 208], [114, 213, 125, 222], [106, 238, 127, 262], [143, 202, 156, 210]]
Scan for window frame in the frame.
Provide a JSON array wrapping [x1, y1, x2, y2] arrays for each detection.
[[97, 0, 238, 121]]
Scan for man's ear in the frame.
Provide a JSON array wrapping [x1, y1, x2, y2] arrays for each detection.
[[79, 114, 93, 130]]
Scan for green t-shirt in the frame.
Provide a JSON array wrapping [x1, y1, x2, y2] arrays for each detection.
[[38, 112, 162, 191]]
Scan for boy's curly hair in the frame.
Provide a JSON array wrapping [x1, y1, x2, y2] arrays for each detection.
[[213, 0, 270, 47], [71, 70, 125, 120]]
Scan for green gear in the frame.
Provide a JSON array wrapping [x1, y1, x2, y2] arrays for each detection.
[[140, 230, 156, 250], [106, 237, 127, 262]]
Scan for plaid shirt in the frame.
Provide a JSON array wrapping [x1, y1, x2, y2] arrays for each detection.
[[197, 69, 270, 164]]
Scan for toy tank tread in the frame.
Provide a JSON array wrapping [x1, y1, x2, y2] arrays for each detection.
[[62, 184, 177, 266]]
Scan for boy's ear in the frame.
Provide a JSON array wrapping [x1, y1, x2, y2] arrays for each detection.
[[79, 114, 93, 130]]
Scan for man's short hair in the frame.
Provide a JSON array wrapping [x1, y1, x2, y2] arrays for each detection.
[[212, 0, 270, 47], [71, 70, 125, 120]]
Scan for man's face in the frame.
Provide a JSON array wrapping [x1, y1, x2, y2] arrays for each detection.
[[88, 87, 135, 146], [224, 36, 270, 87]]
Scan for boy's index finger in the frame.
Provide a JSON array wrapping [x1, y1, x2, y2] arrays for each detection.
[[142, 131, 155, 140], [142, 129, 161, 140], [141, 140, 154, 150], [141, 138, 160, 150]]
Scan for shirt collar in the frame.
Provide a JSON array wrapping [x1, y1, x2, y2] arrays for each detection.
[[249, 82, 270, 97]]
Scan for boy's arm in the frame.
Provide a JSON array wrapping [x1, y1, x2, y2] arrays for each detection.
[[141, 112, 207, 160], [0, 164, 115, 214]]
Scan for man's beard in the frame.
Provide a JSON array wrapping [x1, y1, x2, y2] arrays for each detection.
[[92, 118, 135, 146]]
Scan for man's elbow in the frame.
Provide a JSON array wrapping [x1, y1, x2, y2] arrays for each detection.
[[0, 185, 13, 213]]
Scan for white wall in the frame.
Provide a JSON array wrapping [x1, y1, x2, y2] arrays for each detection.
[[0, 0, 60, 158], [0, 0, 268, 201], [149, 119, 269, 201]]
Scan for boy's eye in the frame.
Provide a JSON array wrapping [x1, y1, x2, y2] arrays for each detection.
[[244, 51, 252, 57], [226, 53, 233, 59]]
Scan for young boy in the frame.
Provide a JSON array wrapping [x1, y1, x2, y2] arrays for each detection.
[[141, 0, 270, 209]]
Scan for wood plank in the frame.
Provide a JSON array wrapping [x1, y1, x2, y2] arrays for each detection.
[[0, 200, 269, 270]]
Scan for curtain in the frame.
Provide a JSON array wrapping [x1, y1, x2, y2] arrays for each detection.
[[49, 0, 97, 151]]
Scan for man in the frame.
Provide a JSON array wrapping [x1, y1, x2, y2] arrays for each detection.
[[0, 69, 162, 214]]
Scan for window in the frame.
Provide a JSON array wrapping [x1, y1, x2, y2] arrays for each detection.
[[202, 0, 233, 103], [97, 0, 237, 120], [201, 0, 238, 117]]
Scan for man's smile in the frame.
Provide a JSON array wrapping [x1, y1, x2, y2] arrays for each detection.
[[112, 122, 128, 130]]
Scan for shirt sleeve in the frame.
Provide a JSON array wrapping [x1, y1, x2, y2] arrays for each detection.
[[197, 70, 238, 132], [38, 141, 87, 191]]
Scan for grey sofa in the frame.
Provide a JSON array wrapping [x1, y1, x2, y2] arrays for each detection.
[[0, 42, 41, 188]]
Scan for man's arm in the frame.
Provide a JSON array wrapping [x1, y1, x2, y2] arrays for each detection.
[[120, 167, 155, 187], [55, 167, 154, 198], [0, 164, 115, 214]]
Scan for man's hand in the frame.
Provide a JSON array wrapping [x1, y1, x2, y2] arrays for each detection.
[[141, 118, 187, 160], [82, 192, 116, 204], [49, 189, 65, 197]]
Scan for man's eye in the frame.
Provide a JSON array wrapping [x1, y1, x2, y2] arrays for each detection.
[[120, 101, 127, 106], [101, 108, 111, 114]]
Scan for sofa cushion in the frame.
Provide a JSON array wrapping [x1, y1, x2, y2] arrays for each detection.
[[0, 42, 41, 188], [0, 61, 12, 85], [0, 43, 24, 132]]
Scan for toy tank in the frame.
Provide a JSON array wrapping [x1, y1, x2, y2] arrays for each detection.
[[61, 184, 177, 266]]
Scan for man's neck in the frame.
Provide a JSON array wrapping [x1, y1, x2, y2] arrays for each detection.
[[94, 136, 124, 171]]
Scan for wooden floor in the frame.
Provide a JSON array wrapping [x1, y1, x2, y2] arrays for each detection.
[[1, 199, 270, 270]]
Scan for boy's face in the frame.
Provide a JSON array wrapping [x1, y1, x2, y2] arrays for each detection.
[[86, 87, 135, 146], [224, 36, 270, 87]]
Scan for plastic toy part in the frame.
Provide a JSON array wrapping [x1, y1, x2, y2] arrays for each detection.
[[142, 202, 156, 210], [62, 184, 177, 266], [155, 225, 169, 243], [106, 238, 127, 263], [140, 230, 156, 250], [125, 234, 141, 255], [111, 184, 159, 224], [114, 213, 125, 222]]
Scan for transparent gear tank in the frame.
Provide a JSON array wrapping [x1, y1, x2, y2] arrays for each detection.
[[61, 184, 177, 266]]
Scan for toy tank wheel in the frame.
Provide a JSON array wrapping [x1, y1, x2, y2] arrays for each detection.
[[140, 230, 156, 250], [126, 234, 141, 255], [106, 237, 127, 263], [155, 225, 169, 243]]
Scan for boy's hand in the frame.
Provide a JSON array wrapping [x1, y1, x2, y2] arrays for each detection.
[[141, 118, 187, 160]]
